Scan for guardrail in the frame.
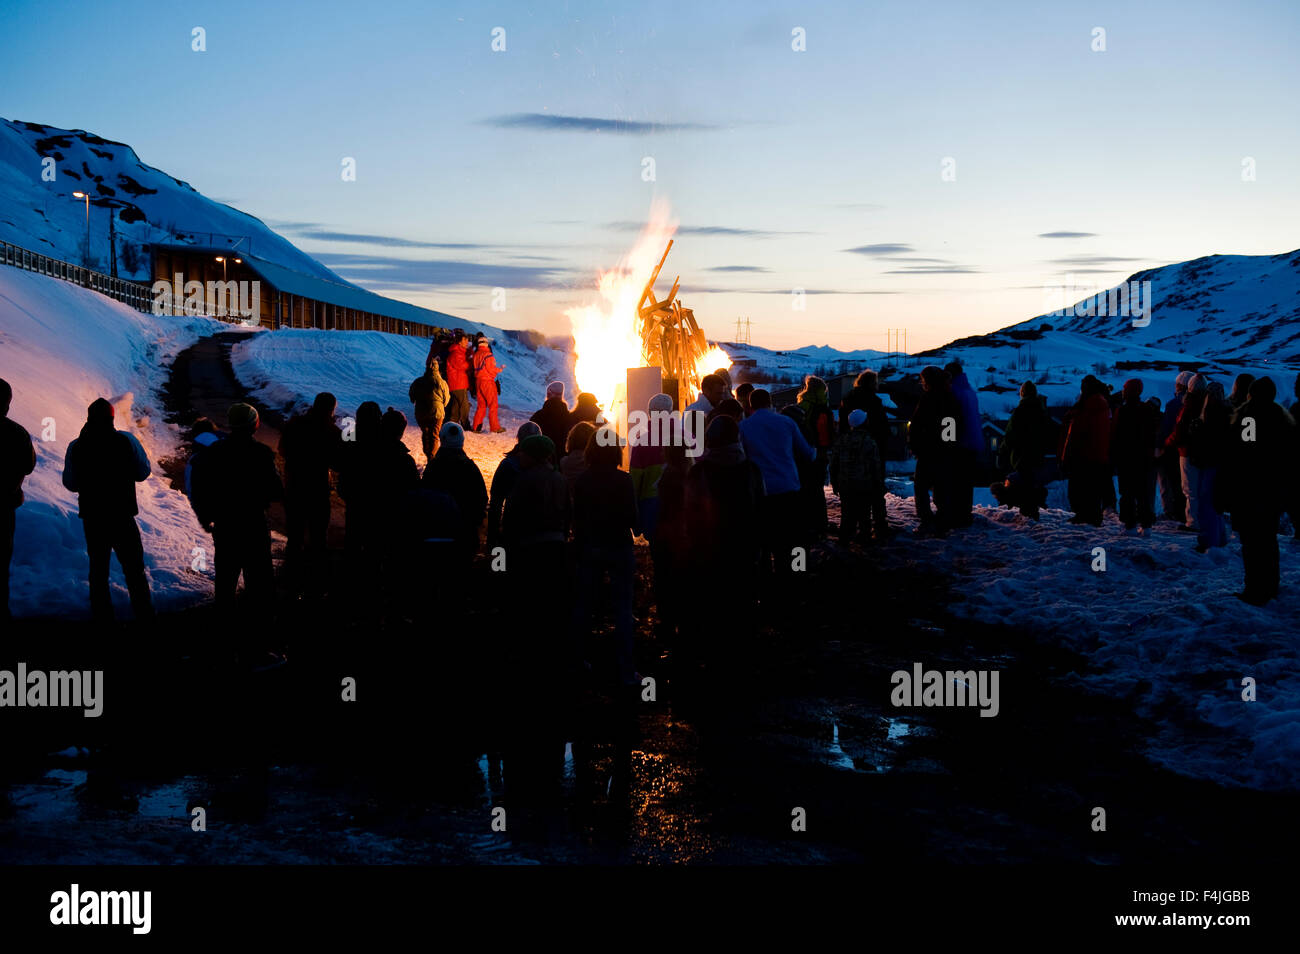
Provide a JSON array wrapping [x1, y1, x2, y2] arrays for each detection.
[[0, 239, 154, 312]]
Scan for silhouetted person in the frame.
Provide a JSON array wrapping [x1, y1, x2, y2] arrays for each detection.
[[486, 420, 540, 550], [1109, 379, 1161, 532], [1059, 375, 1111, 526], [190, 403, 283, 615], [560, 420, 596, 499], [62, 398, 153, 623], [1228, 373, 1255, 411], [471, 338, 506, 433], [909, 366, 961, 533], [339, 400, 383, 569], [740, 388, 814, 576], [994, 381, 1052, 520], [1224, 377, 1296, 604], [278, 392, 343, 596], [421, 422, 486, 558], [944, 361, 983, 527], [685, 374, 728, 420], [1157, 371, 1191, 522], [1166, 373, 1209, 532], [531, 381, 573, 452], [572, 429, 640, 687], [831, 408, 885, 544], [0, 378, 35, 621], [1192, 380, 1232, 551], [736, 382, 755, 417], [651, 443, 691, 651], [570, 391, 601, 428], [409, 363, 449, 464], [629, 393, 674, 538], [444, 333, 472, 429], [793, 375, 834, 535]]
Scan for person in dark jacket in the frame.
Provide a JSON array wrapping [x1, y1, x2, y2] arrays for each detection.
[[1223, 377, 1296, 604], [994, 381, 1053, 520], [651, 442, 691, 650], [421, 422, 486, 558], [945, 361, 983, 527], [571, 429, 640, 686], [838, 370, 891, 449], [190, 402, 283, 612], [1228, 373, 1255, 411], [62, 398, 154, 623], [793, 375, 834, 536], [1059, 375, 1111, 526], [1191, 380, 1232, 551], [908, 366, 961, 533], [1156, 371, 1191, 522], [830, 408, 885, 544], [409, 364, 450, 464], [736, 382, 755, 417], [1166, 374, 1210, 531], [486, 421, 541, 550], [1, 379, 36, 621], [278, 392, 343, 595], [530, 381, 573, 452], [1109, 379, 1161, 532], [570, 392, 601, 428], [338, 400, 383, 568]]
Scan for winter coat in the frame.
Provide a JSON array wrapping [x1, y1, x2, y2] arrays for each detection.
[[839, 386, 891, 451], [409, 371, 450, 423], [62, 423, 151, 520], [189, 432, 283, 530], [1165, 392, 1207, 459], [1, 415, 36, 509], [908, 386, 961, 461], [502, 459, 569, 547], [472, 348, 502, 385], [1190, 399, 1232, 471], [1059, 393, 1111, 470], [1109, 397, 1161, 471], [486, 449, 522, 548], [948, 372, 984, 453], [685, 445, 765, 567], [572, 466, 639, 549], [530, 397, 573, 453], [559, 449, 588, 494], [570, 400, 601, 428], [1222, 400, 1296, 518], [739, 407, 815, 496], [1157, 393, 1184, 445], [421, 446, 487, 547], [183, 430, 222, 500], [796, 397, 835, 453], [446, 346, 471, 391], [278, 410, 343, 496], [830, 429, 883, 497], [1000, 396, 1053, 473]]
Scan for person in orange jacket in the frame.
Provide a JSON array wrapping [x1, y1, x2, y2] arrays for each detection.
[[471, 338, 506, 433]]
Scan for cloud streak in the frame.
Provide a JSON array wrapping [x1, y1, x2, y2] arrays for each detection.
[[314, 252, 567, 289], [484, 113, 718, 134], [1038, 231, 1097, 239]]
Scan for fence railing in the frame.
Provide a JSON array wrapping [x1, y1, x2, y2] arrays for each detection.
[[1, 239, 154, 312]]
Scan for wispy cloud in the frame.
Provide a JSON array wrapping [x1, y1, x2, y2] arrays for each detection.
[[291, 228, 488, 250], [844, 243, 913, 256], [883, 265, 980, 274], [606, 221, 810, 238], [705, 265, 771, 273], [484, 113, 718, 134], [1048, 256, 1143, 265], [1038, 231, 1097, 239], [692, 287, 896, 295], [314, 253, 567, 289]]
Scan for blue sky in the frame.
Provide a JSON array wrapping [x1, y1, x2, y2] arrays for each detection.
[[2, 0, 1297, 349]]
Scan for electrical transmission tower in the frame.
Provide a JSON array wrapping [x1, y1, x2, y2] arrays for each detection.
[[734, 316, 753, 344]]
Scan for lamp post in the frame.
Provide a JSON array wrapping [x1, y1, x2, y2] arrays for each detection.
[[71, 192, 90, 267]]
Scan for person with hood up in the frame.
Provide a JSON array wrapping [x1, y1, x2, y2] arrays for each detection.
[[0, 378, 35, 622], [1156, 370, 1192, 522], [190, 402, 283, 614], [531, 381, 573, 452], [570, 392, 602, 428], [61, 398, 154, 623], [945, 361, 984, 527], [486, 421, 540, 550], [1059, 375, 1111, 526], [830, 408, 885, 544], [421, 422, 487, 558], [1222, 377, 1296, 604], [1109, 379, 1161, 532], [471, 339, 506, 434], [409, 362, 450, 464]]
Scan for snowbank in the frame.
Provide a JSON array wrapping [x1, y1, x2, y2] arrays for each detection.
[[1, 267, 226, 617], [851, 492, 1300, 792], [231, 325, 574, 483]]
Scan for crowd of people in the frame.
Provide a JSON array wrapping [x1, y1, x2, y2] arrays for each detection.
[[1, 356, 1298, 648]]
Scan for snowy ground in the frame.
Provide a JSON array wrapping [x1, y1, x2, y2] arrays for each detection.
[[840, 491, 1300, 793], [231, 325, 574, 483], [1, 267, 226, 617]]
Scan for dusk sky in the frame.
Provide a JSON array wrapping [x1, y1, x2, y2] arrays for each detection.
[[3, 0, 1297, 350]]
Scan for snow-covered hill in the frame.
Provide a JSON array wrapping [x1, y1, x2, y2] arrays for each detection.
[[0, 118, 341, 281]]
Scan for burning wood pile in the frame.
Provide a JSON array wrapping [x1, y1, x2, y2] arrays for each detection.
[[636, 239, 711, 407]]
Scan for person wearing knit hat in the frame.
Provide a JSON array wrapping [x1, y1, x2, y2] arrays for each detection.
[[519, 434, 556, 464], [62, 396, 155, 623], [485, 421, 544, 549], [227, 402, 259, 432], [531, 382, 573, 452], [422, 421, 487, 559], [832, 404, 885, 545]]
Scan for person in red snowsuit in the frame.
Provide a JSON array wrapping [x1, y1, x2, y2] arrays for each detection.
[[471, 339, 506, 433], [445, 334, 472, 429]]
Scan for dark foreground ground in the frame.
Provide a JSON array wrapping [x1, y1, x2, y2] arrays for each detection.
[[2, 533, 1296, 865]]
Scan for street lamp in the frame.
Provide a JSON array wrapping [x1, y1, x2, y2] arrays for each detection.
[[71, 192, 89, 267]]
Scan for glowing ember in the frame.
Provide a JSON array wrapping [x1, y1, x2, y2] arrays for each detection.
[[567, 201, 730, 413]]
